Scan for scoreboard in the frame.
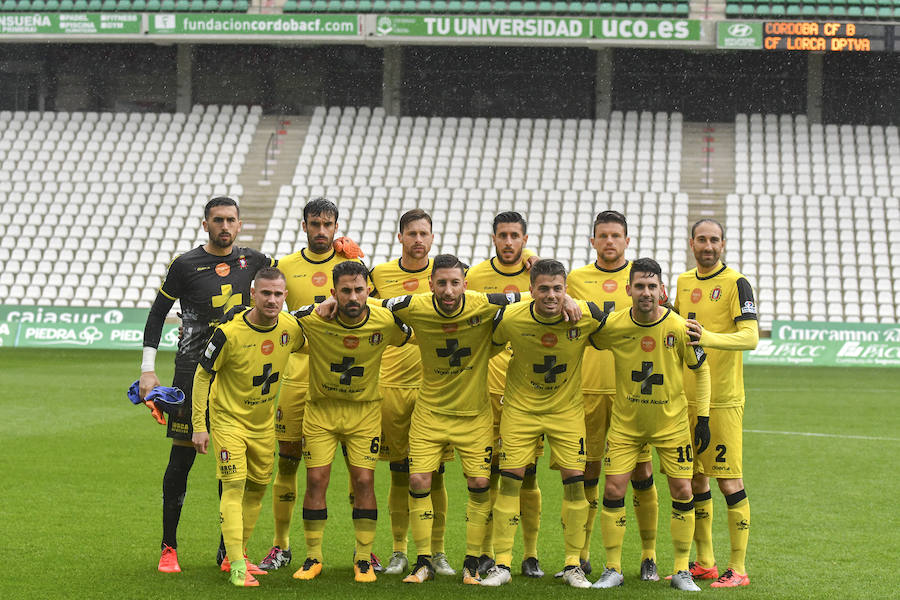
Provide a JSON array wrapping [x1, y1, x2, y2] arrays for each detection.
[[763, 21, 897, 52]]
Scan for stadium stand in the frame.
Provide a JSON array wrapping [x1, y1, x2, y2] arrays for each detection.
[[729, 113, 900, 327], [0, 0, 249, 11], [281, 0, 690, 16], [724, 0, 900, 20], [0, 105, 261, 309], [261, 105, 688, 278]]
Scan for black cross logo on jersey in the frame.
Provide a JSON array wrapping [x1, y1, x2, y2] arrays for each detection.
[[533, 355, 567, 383], [631, 361, 663, 394], [253, 363, 279, 395], [314, 295, 327, 303], [603, 301, 616, 313], [436, 339, 471, 367], [331, 356, 364, 385]]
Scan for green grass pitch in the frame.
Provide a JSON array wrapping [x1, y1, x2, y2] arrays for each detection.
[[2, 348, 898, 599]]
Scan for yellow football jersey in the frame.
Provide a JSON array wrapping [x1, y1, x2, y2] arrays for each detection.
[[294, 304, 412, 403], [567, 261, 632, 394], [368, 258, 433, 388], [492, 300, 607, 414], [590, 308, 707, 442], [674, 263, 757, 408], [383, 290, 521, 416], [197, 309, 305, 437], [278, 248, 363, 385], [466, 257, 533, 395]]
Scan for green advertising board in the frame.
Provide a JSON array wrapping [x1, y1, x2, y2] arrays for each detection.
[[374, 15, 701, 42], [0, 305, 178, 350], [147, 13, 359, 36], [744, 321, 900, 367], [0, 13, 141, 35], [716, 21, 762, 50]]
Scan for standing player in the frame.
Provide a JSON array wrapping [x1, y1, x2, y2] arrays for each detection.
[[465, 211, 544, 578], [139, 197, 274, 573], [290, 262, 412, 583], [259, 198, 364, 571], [191, 267, 305, 587], [368, 209, 454, 577], [483, 259, 607, 589], [676, 219, 759, 588], [589, 258, 711, 591], [566, 210, 660, 580]]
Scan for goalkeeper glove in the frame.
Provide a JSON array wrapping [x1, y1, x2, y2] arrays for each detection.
[[658, 283, 668, 305], [334, 236, 364, 259], [694, 416, 710, 454]]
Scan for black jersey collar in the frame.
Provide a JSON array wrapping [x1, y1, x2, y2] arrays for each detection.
[[336, 306, 371, 329], [629, 307, 671, 328], [432, 293, 466, 318], [490, 257, 527, 277], [398, 257, 431, 274], [696, 263, 728, 281], [529, 301, 565, 325], [301, 248, 337, 264], [243, 310, 280, 333], [593, 260, 629, 274]]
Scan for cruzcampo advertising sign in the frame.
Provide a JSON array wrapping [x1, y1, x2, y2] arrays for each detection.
[[374, 14, 701, 42], [744, 320, 900, 367], [0, 305, 179, 350], [717, 21, 763, 50], [148, 13, 360, 36], [0, 13, 141, 35]]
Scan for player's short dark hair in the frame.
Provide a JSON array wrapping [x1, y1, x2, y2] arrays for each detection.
[[529, 259, 567, 284], [204, 196, 239, 219], [629, 258, 662, 283], [593, 210, 627, 237], [691, 218, 725, 239], [254, 266, 285, 284], [399, 208, 432, 233], [431, 253, 465, 277], [333, 261, 368, 284], [303, 197, 339, 222], [492, 211, 527, 234]]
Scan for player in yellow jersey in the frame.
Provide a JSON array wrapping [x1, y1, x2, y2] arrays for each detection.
[[191, 267, 305, 587], [288, 261, 412, 583], [259, 198, 365, 571], [588, 258, 711, 592], [465, 211, 544, 578], [483, 259, 608, 589], [675, 219, 759, 588], [368, 209, 455, 577], [566, 210, 660, 581]]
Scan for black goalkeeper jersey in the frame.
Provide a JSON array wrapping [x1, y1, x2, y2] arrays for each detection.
[[158, 245, 274, 365]]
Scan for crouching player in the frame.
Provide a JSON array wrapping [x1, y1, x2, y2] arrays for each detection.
[[191, 267, 305, 587], [588, 258, 711, 591], [290, 261, 412, 583]]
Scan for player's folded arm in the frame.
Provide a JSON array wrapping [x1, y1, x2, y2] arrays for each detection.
[[699, 319, 759, 351], [392, 315, 414, 347]]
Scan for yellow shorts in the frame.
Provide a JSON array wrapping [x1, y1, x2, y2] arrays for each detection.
[[690, 404, 744, 479], [584, 392, 652, 464], [275, 380, 308, 442], [499, 403, 585, 471], [212, 428, 275, 484], [604, 431, 693, 478], [302, 398, 381, 470], [379, 386, 417, 462], [408, 404, 492, 477]]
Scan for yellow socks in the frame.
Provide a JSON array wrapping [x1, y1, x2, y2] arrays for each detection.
[[408, 488, 433, 558], [520, 469, 542, 560], [272, 454, 300, 549], [302, 507, 327, 561], [600, 496, 626, 572], [561, 476, 589, 568], [481, 469, 500, 554], [671, 496, 695, 573], [465, 485, 492, 558], [490, 472, 523, 567], [353, 508, 378, 559], [581, 477, 600, 561], [431, 469, 448, 554], [631, 474, 658, 561], [242, 480, 267, 548], [725, 489, 750, 574], [220, 479, 244, 562], [388, 466, 410, 553], [693, 489, 715, 567]]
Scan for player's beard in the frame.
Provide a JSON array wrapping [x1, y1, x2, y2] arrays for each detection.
[[695, 249, 720, 268], [309, 236, 332, 254], [496, 247, 523, 266], [339, 302, 363, 320], [210, 232, 233, 249]]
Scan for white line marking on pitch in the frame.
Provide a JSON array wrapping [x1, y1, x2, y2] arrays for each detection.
[[745, 429, 900, 442]]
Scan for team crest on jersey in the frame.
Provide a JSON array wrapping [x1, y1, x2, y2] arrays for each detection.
[[219, 449, 230, 463], [710, 287, 722, 301], [567, 327, 581, 341], [690, 288, 702, 303], [369, 332, 383, 345], [280, 331, 290, 346], [665, 333, 676, 348], [238, 256, 248, 269], [468, 316, 482, 327]]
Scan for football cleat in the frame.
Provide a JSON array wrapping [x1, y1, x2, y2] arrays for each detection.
[[402, 556, 435, 583], [689, 561, 719, 580], [710, 569, 750, 588], [229, 559, 260, 587], [640, 558, 660, 581], [292, 557, 323, 580], [477, 553, 495, 577], [354, 559, 377, 583], [370, 553, 384, 574], [562, 565, 592, 589], [670, 570, 702, 591], [158, 544, 181, 573], [220, 555, 267, 575], [384, 551, 409, 575], [258, 546, 292, 571], [462, 555, 482, 584], [432, 552, 456, 576], [480, 565, 512, 587], [591, 567, 625, 589], [521, 557, 544, 578], [216, 540, 227, 567], [554, 558, 590, 578]]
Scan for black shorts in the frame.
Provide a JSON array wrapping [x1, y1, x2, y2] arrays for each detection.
[[166, 364, 209, 441]]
